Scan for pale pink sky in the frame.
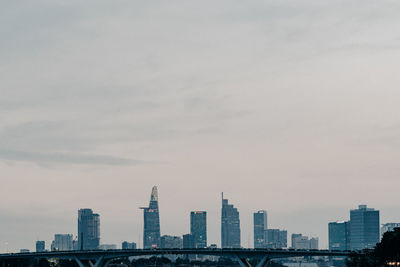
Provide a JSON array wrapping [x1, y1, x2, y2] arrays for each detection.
[[1, 0, 400, 252]]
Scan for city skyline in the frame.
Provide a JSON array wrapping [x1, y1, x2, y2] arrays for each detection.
[[1, 185, 393, 253]]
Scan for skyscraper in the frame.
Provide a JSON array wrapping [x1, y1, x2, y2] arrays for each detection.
[[77, 209, 100, 250], [190, 211, 207, 248], [140, 186, 161, 248], [253, 210, 267, 248], [349, 205, 380, 250], [329, 221, 350, 251], [221, 193, 241, 248]]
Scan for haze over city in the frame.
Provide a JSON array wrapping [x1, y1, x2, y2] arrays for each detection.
[[2, 0, 400, 254]]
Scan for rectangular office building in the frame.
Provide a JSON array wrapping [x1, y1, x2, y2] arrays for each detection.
[[191, 211, 207, 248], [329, 221, 350, 251], [254, 210, 267, 248], [350, 205, 380, 250]]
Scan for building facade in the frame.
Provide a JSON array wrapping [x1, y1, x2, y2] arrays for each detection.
[[253, 210, 267, 248], [78, 208, 100, 250], [190, 211, 207, 248], [349, 205, 380, 250], [265, 229, 287, 249], [161, 235, 183, 249], [291, 234, 302, 248], [36, 241, 45, 252], [183, 234, 195, 249], [328, 221, 350, 251], [122, 241, 136, 249], [221, 193, 241, 248], [140, 186, 161, 248], [51, 234, 73, 251], [292, 234, 318, 250]]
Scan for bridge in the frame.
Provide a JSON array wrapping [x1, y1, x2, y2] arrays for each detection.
[[0, 248, 357, 267]]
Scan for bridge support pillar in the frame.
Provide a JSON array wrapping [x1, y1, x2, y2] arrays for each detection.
[[236, 255, 270, 267], [236, 256, 252, 267], [255, 256, 270, 267], [74, 256, 104, 267], [93, 256, 104, 267], [74, 257, 86, 267]]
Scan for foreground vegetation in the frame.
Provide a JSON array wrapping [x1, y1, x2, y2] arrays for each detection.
[[347, 227, 400, 267]]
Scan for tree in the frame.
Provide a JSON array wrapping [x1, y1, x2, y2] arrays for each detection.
[[347, 228, 400, 267]]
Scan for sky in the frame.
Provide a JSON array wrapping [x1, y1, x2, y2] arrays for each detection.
[[1, 0, 400, 252]]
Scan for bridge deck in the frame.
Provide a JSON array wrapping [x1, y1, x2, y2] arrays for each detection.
[[0, 248, 356, 260]]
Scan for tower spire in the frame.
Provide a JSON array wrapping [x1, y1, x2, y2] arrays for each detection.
[[151, 186, 158, 201]]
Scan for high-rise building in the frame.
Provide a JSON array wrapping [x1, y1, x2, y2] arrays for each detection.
[[78, 208, 100, 250], [329, 221, 350, 251], [51, 234, 73, 251], [183, 234, 195, 249], [140, 186, 161, 248], [291, 233, 302, 248], [122, 241, 137, 250], [191, 211, 207, 248], [265, 229, 287, 249], [349, 205, 380, 250], [36, 241, 45, 252], [381, 223, 400, 238], [221, 193, 241, 248], [253, 210, 267, 248], [161, 235, 183, 249]]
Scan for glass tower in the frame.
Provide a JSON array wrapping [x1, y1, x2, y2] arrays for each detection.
[[190, 211, 207, 248], [221, 193, 241, 248], [328, 221, 350, 251], [253, 210, 267, 248], [141, 186, 161, 248], [349, 205, 380, 250], [78, 209, 100, 250]]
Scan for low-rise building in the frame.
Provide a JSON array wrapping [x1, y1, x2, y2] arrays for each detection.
[[160, 235, 183, 249], [265, 229, 287, 248], [36, 241, 45, 252], [122, 241, 136, 249], [292, 234, 318, 250], [51, 234, 73, 251]]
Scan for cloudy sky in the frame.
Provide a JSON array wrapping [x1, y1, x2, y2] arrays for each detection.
[[1, 0, 400, 252]]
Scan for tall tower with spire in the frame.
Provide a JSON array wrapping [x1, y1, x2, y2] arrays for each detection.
[[140, 186, 161, 248]]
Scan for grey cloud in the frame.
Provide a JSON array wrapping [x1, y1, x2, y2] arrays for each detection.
[[0, 149, 144, 166]]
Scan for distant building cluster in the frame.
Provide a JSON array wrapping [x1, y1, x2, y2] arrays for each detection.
[[253, 210, 288, 249], [31, 187, 398, 252], [329, 205, 380, 251], [291, 234, 318, 250]]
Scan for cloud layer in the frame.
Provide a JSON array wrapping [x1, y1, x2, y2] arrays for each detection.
[[1, 0, 400, 252]]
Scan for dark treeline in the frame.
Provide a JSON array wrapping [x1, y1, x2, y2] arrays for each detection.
[[347, 227, 400, 267]]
